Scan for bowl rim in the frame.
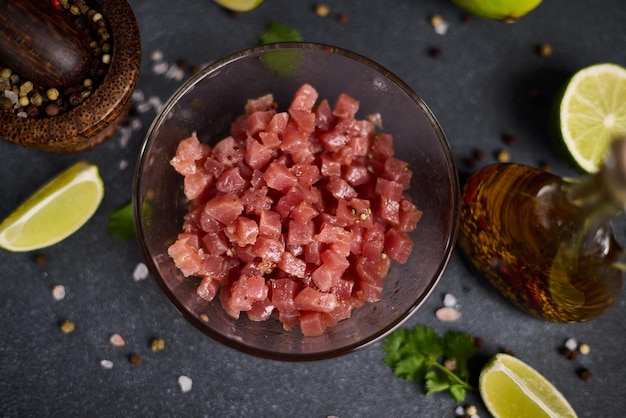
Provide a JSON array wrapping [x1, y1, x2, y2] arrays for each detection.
[[133, 42, 460, 361]]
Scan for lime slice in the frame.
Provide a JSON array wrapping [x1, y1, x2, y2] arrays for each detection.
[[479, 353, 578, 418], [0, 161, 104, 252], [558, 63, 626, 173], [214, 0, 263, 12], [452, 0, 542, 22]]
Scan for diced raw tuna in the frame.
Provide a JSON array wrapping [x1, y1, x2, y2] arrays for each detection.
[[384, 228, 413, 264], [168, 84, 421, 336], [263, 161, 298, 193], [333, 93, 359, 119], [212, 136, 245, 167], [289, 83, 319, 113], [203, 194, 244, 225], [278, 251, 307, 278], [299, 311, 326, 336], [294, 287, 337, 313]]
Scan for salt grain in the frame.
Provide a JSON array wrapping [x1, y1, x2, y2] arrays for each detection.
[[150, 49, 164, 62], [100, 359, 114, 369], [109, 333, 126, 347], [117, 126, 132, 148], [133, 262, 149, 281], [178, 375, 192, 393], [118, 159, 129, 170], [436, 307, 461, 322], [152, 61, 169, 75], [52, 285, 66, 301], [564, 338, 578, 351], [443, 293, 457, 307], [132, 89, 145, 103], [130, 118, 143, 131]]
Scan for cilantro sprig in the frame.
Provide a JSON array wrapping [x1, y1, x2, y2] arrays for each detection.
[[383, 325, 477, 403]]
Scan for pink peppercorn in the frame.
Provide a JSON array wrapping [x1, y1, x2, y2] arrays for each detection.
[[51, 0, 62, 8]]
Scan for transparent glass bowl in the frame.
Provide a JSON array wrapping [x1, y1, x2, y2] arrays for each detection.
[[133, 43, 459, 361]]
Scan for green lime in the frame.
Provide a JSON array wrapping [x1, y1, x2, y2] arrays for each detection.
[[452, 0, 542, 22], [557, 63, 626, 173], [0, 161, 104, 252], [214, 0, 263, 12], [479, 353, 578, 418]]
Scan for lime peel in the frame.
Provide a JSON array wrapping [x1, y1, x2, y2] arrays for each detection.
[[0, 161, 104, 252], [452, 0, 543, 22]]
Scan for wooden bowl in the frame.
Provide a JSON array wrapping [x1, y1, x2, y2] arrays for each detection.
[[0, 0, 141, 153]]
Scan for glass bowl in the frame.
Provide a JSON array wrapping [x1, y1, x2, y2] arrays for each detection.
[[133, 43, 459, 361]]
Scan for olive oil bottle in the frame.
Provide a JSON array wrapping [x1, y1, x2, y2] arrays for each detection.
[[459, 139, 626, 322]]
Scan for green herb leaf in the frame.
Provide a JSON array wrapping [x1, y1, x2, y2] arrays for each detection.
[[259, 22, 303, 44], [108, 201, 135, 240], [383, 324, 476, 403]]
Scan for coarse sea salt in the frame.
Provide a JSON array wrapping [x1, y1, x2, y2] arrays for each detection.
[[133, 262, 149, 281], [178, 375, 192, 393], [436, 306, 461, 322], [52, 285, 66, 301], [100, 359, 114, 369], [443, 293, 457, 307]]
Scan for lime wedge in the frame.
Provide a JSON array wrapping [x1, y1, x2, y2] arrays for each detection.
[[479, 353, 578, 418], [452, 0, 542, 22], [558, 63, 626, 173], [0, 161, 104, 252], [214, 0, 263, 12]]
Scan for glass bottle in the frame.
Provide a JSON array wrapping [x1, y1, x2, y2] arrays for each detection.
[[459, 139, 626, 322]]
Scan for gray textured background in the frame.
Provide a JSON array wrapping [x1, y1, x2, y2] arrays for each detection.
[[1, 1, 625, 416]]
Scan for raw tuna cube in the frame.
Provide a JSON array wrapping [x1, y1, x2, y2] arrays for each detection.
[[384, 228, 413, 264], [212, 136, 245, 167], [245, 136, 275, 170], [289, 109, 316, 136], [361, 222, 386, 261], [266, 112, 289, 136], [398, 199, 423, 232], [229, 275, 269, 312], [343, 162, 370, 187], [287, 219, 315, 246], [197, 276, 219, 301], [245, 93, 274, 113], [291, 163, 321, 185], [216, 166, 248, 194], [263, 161, 298, 193], [384, 157, 412, 188], [333, 93, 359, 119], [245, 110, 275, 137], [259, 209, 282, 239], [168, 237, 202, 277], [253, 236, 284, 263], [375, 177, 404, 201], [183, 169, 212, 201], [289, 83, 319, 113], [278, 251, 307, 278], [171, 135, 209, 175], [299, 311, 326, 336], [378, 196, 401, 226], [315, 99, 335, 130], [270, 278, 301, 314], [224, 216, 259, 247], [240, 187, 272, 216], [203, 194, 244, 225], [294, 287, 337, 313], [327, 177, 358, 200], [246, 298, 275, 321], [201, 230, 230, 256], [371, 133, 394, 159]]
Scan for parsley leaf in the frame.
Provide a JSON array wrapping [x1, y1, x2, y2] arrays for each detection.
[[383, 324, 476, 403], [108, 201, 135, 240], [259, 22, 303, 44]]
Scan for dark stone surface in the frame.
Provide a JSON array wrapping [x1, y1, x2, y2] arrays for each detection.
[[1, 1, 624, 416]]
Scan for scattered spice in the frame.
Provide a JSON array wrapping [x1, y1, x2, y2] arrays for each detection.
[[150, 337, 166, 352], [133, 262, 149, 281], [496, 149, 510, 162], [460, 13, 472, 24], [501, 133, 516, 146], [336, 12, 349, 23], [435, 306, 462, 322], [428, 46, 443, 58], [129, 353, 142, 365], [200, 314, 209, 322], [109, 333, 126, 347], [536, 43, 553, 57], [178, 375, 193, 393], [443, 293, 458, 308], [474, 336, 484, 349], [60, 319, 75, 334], [430, 14, 449, 35], [315, 3, 330, 17], [578, 367, 592, 381], [578, 343, 590, 355], [560, 346, 579, 361], [564, 338, 578, 351], [465, 404, 478, 416], [52, 285, 66, 301], [33, 253, 49, 266]]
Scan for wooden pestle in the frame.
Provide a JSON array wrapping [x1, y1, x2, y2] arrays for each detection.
[[0, 0, 92, 88]]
